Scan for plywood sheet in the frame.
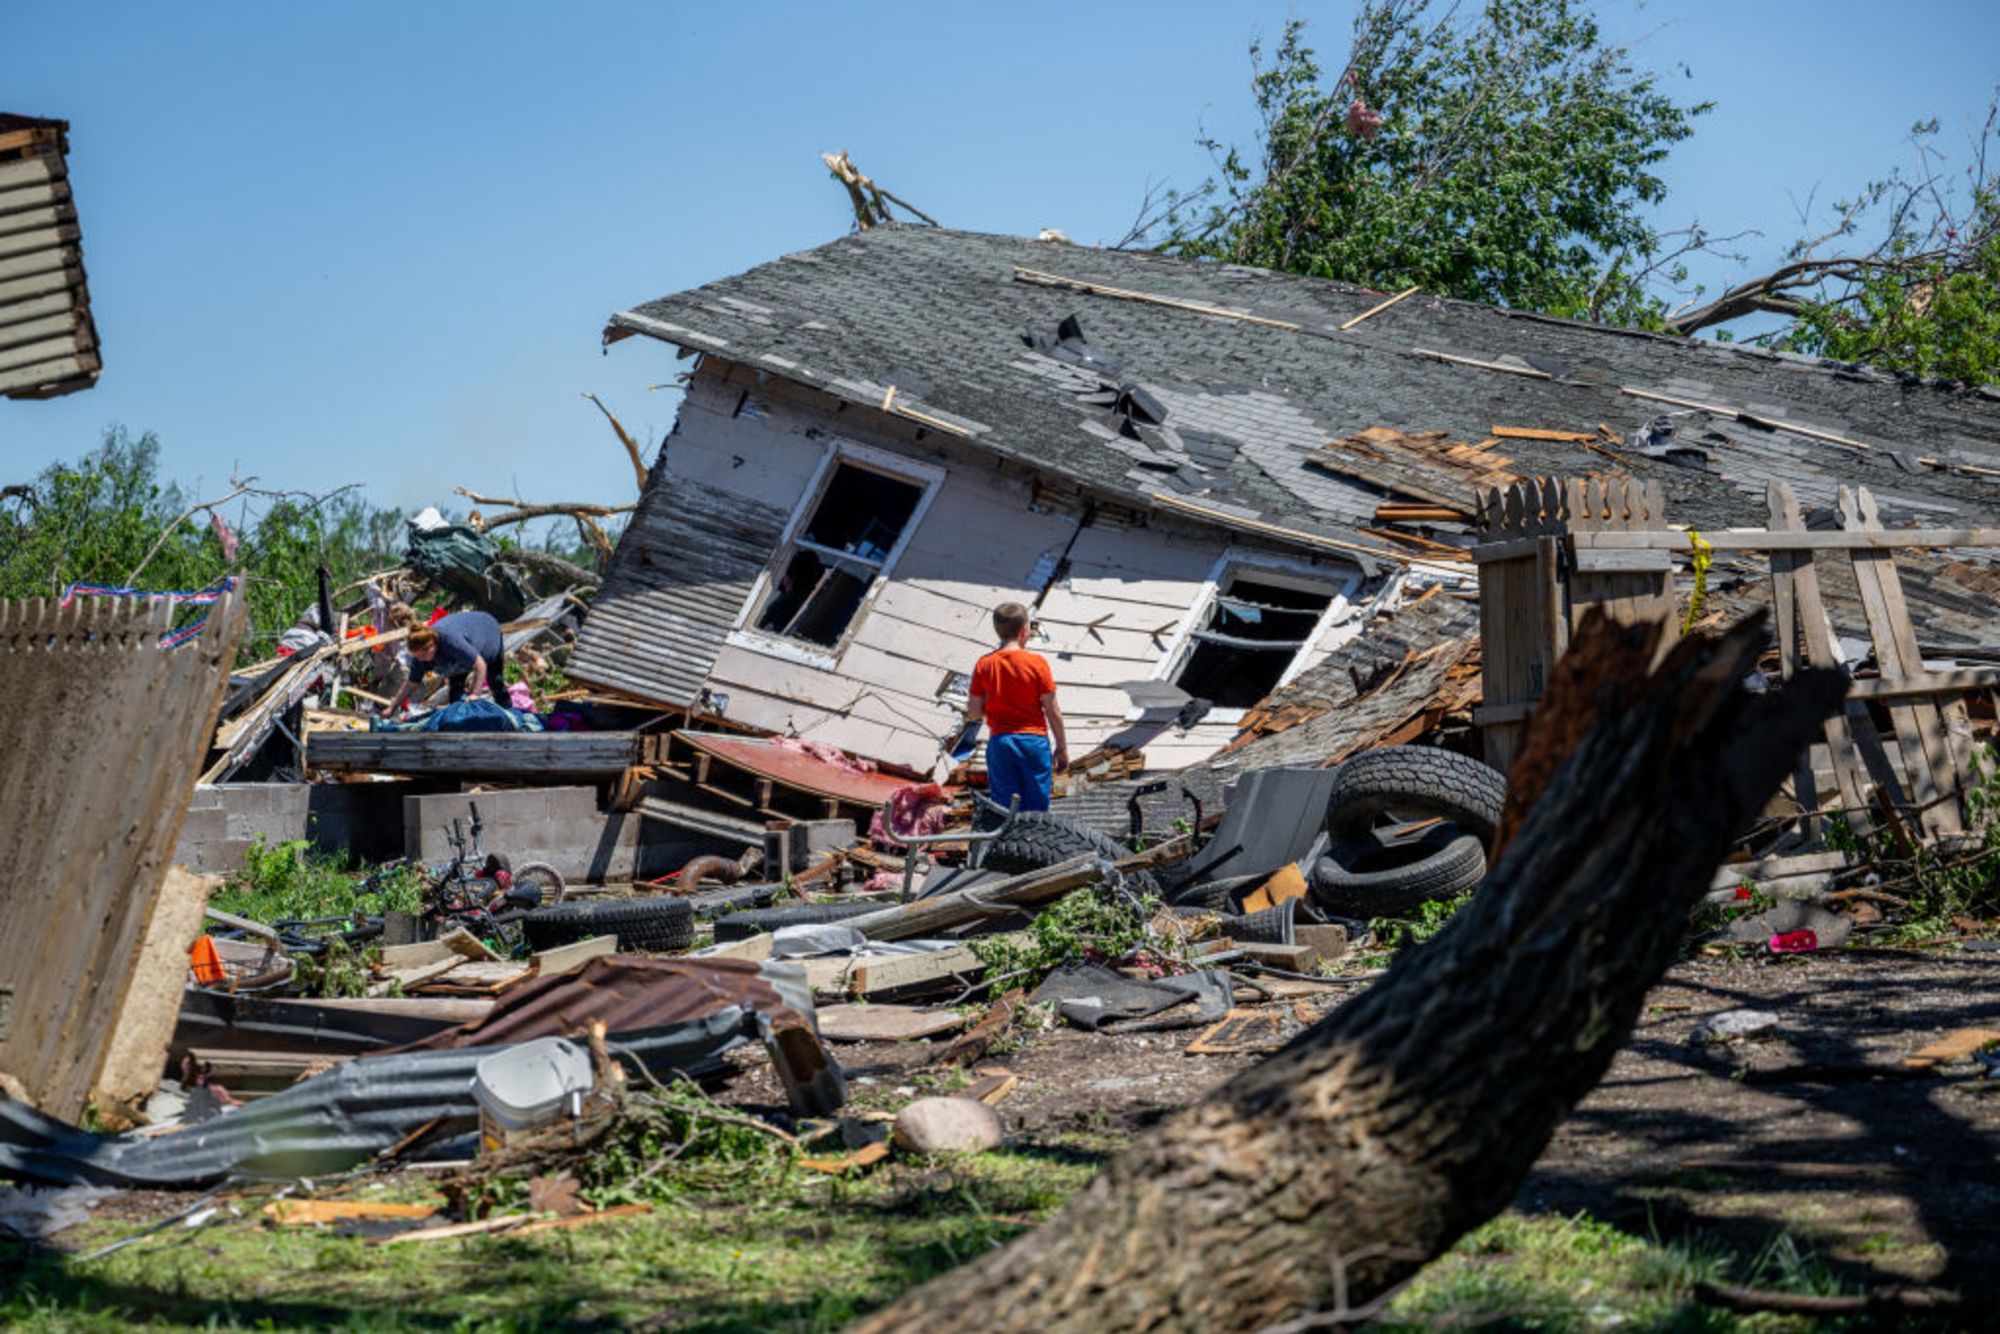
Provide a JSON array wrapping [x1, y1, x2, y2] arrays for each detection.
[[0, 591, 245, 1116]]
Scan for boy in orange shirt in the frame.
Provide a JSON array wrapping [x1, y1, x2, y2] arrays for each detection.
[[967, 602, 1068, 813]]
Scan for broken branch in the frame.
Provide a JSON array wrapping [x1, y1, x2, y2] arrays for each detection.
[[581, 392, 650, 494]]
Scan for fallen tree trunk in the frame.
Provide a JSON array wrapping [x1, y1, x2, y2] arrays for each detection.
[[854, 613, 1845, 1332]]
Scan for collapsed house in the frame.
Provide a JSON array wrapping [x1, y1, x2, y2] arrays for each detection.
[[573, 226, 2000, 786]]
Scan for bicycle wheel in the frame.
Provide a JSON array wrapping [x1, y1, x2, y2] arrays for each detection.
[[511, 860, 567, 907]]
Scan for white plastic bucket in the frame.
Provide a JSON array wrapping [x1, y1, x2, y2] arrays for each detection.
[[471, 1036, 595, 1153]]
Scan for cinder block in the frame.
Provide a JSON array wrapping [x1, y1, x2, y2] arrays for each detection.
[[791, 818, 860, 863]]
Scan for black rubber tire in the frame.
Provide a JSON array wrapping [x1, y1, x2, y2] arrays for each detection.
[[1166, 872, 1264, 912], [1325, 747, 1507, 843], [712, 899, 887, 943], [511, 860, 567, 907], [1309, 826, 1487, 918], [978, 811, 1161, 898], [521, 895, 694, 954]]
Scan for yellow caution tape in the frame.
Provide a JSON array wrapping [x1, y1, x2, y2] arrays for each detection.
[[1681, 529, 1713, 634]]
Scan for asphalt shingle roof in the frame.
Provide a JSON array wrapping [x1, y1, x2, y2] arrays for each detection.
[[610, 226, 2000, 548]]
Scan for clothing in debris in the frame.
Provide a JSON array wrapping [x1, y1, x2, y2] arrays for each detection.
[[423, 610, 506, 703]]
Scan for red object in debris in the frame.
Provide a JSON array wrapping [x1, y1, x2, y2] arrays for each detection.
[[189, 935, 226, 984], [1769, 930, 1818, 954], [428, 606, 450, 626], [1734, 885, 1754, 901]]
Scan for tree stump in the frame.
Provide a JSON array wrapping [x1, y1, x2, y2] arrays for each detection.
[[855, 613, 1845, 1332]]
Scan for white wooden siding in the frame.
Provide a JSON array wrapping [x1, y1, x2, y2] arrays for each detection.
[[649, 362, 1381, 773]]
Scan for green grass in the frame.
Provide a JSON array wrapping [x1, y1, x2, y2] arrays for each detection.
[[0, 1149, 1099, 1332], [5, 1166, 1932, 1333]]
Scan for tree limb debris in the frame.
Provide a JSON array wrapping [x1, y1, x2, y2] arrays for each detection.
[[453, 489, 634, 565], [822, 150, 940, 231], [854, 613, 1846, 1332], [581, 392, 650, 494]]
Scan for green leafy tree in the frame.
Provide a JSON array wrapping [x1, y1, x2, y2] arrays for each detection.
[[1667, 108, 2000, 386], [0, 429, 407, 658], [1154, 0, 1711, 325]]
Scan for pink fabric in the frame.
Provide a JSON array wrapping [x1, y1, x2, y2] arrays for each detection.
[[869, 783, 953, 850], [508, 681, 535, 711], [861, 871, 903, 893], [771, 736, 876, 775]]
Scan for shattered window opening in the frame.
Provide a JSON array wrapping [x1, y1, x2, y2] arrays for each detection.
[[754, 462, 926, 648], [1173, 572, 1340, 711]]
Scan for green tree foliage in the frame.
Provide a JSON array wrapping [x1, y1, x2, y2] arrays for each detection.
[[1762, 108, 2000, 386], [0, 429, 406, 656], [1159, 0, 1709, 325]]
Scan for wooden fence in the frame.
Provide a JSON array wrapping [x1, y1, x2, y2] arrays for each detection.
[[1474, 476, 2000, 841], [0, 591, 245, 1118]]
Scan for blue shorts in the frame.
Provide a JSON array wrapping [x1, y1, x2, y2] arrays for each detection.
[[986, 732, 1053, 813]]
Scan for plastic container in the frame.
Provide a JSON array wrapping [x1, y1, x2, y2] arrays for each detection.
[[471, 1037, 595, 1153], [1230, 897, 1298, 946]]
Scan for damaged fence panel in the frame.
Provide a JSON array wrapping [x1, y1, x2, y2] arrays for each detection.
[[0, 590, 246, 1119]]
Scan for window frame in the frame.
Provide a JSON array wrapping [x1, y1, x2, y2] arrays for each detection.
[[726, 439, 944, 669], [1147, 549, 1363, 724]]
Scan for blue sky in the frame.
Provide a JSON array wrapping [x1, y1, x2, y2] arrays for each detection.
[[4, 2, 1996, 516]]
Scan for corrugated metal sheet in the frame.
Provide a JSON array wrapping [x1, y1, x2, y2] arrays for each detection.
[[568, 471, 788, 706], [0, 114, 98, 399]]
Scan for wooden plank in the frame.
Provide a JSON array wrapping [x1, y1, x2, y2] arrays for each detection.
[[1573, 528, 2000, 552], [849, 945, 984, 996], [94, 867, 215, 1107], [531, 934, 618, 977], [1767, 481, 1875, 832], [1767, 525, 1818, 836], [1841, 487, 1961, 837], [306, 730, 642, 777], [1849, 668, 2000, 700], [815, 1003, 970, 1042]]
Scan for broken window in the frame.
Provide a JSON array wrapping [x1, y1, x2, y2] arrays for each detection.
[[1172, 572, 1339, 710], [754, 462, 926, 648]]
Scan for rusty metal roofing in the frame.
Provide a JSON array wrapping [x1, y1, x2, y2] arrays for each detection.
[[0, 114, 99, 399]]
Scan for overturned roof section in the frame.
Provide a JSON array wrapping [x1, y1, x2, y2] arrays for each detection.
[[607, 227, 2000, 548], [0, 114, 99, 399]]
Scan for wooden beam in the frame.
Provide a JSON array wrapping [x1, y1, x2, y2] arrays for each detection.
[[1573, 528, 2000, 553], [306, 730, 642, 777], [1848, 668, 2000, 700]]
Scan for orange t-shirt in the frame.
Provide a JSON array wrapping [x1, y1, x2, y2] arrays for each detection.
[[971, 648, 1056, 736]]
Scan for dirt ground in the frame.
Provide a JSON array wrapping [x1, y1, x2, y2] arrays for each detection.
[[797, 945, 2000, 1304]]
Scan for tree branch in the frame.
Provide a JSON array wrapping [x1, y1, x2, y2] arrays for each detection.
[[581, 392, 650, 494]]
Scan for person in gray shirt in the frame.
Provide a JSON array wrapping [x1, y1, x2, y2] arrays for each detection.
[[388, 610, 508, 712]]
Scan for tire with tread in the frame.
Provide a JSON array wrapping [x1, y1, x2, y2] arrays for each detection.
[[1309, 827, 1487, 918], [978, 811, 1161, 898], [1325, 747, 1506, 843], [521, 895, 694, 954]]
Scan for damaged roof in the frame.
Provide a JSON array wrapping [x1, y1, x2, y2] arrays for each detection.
[[1, 113, 99, 400], [607, 226, 2000, 549]]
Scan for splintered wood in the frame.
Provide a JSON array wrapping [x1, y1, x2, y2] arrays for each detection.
[[1308, 426, 1519, 516]]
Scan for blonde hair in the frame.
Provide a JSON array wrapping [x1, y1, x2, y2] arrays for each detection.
[[992, 602, 1030, 642]]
